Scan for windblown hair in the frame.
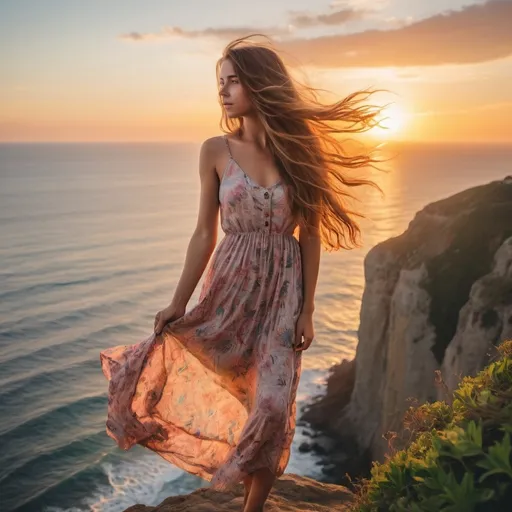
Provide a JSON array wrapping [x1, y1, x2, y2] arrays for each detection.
[[216, 34, 391, 251]]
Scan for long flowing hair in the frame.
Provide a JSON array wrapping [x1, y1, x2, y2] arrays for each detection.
[[216, 34, 391, 251]]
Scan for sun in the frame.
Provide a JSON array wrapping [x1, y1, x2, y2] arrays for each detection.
[[370, 103, 408, 138]]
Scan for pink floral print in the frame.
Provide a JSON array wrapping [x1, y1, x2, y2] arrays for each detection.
[[100, 136, 303, 490]]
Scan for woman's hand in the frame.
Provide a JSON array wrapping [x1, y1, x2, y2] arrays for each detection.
[[154, 303, 186, 335], [294, 311, 315, 352]]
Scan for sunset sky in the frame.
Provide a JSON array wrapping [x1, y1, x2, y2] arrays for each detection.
[[1, 0, 511, 143]]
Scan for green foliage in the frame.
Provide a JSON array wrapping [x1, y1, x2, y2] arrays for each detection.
[[352, 340, 512, 511]]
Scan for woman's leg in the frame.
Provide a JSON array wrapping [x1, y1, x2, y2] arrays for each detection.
[[243, 467, 275, 512], [243, 474, 253, 508]]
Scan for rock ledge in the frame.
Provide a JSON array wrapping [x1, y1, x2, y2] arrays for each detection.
[[124, 474, 354, 512]]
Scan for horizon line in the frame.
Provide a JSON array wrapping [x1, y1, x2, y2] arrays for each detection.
[[1, 139, 512, 146]]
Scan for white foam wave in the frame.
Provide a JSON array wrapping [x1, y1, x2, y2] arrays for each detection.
[[44, 455, 187, 512]]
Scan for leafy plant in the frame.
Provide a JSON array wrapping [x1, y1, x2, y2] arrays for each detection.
[[351, 340, 512, 511]]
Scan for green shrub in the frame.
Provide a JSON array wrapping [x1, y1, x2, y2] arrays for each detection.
[[352, 340, 512, 511]]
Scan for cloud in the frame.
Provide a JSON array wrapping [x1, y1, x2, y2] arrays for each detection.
[[120, 1, 512, 68], [276, 0, 512, 67], [329, 0, 389, 9], [288, 8, 368, 29], [120, 25, 289, 42], [119, 1, 385, 43], [382, 15, 415, 29]]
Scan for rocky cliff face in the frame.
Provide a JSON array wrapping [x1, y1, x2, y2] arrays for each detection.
[[441, 237, 512, 392], [304, 177, 512, 463]]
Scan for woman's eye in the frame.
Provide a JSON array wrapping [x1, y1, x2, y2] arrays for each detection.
[[219, 79, 238, 87]]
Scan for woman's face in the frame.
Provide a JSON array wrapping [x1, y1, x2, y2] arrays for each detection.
[[218, 58, 252, 118]]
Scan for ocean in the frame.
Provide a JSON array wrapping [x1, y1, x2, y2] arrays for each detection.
[[0, 141, 510, 511]]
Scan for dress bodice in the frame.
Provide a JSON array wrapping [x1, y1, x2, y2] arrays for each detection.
[[219, 136, 296, 235], [218, 142, 297, 237]]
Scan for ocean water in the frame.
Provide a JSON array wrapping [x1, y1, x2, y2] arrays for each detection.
[[0, 141, 510, 511]]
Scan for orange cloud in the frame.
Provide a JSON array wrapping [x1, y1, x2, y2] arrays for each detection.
[[120, 1, 512, 68], [276, 0, 512, 67]]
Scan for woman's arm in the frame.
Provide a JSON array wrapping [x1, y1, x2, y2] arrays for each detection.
[[168, 138, 220, 311], [298, 212, 321, 314], [294, 213, 321, 351]]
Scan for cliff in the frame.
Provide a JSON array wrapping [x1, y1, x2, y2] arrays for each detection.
[[303, 177, 512, 466]]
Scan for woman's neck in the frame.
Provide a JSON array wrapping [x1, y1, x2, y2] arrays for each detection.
[[238, 116, 267, 149]]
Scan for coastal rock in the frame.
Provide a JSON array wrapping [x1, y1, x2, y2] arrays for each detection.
[[123, 474, 354, 511], [381, 264, 439, 440], [301, 358, 355, 431], [441, 236, 512, 393], [303, 177, 512, 463], [328, 248, 399, 455]]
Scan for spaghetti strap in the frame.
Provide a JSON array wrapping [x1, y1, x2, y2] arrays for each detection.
[[223, 134, 233, 159]]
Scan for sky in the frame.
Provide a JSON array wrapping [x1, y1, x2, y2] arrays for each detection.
[[1, 0, 511, 143]]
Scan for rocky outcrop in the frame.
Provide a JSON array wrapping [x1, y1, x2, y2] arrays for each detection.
[[301, 359, 355, 428], [441, 236, 512, 392], [303, 177, 512, 463], [124, 474, 354, 511]]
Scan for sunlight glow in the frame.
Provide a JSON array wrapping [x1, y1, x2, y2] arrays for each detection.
[[370, 103, 408, 137]]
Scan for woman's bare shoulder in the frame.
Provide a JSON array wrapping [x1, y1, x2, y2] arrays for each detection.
[[200, 136, 229, 180], [201, 135, 227, 151]]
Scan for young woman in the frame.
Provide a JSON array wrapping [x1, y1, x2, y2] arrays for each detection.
[[100, 35, 384, 512]]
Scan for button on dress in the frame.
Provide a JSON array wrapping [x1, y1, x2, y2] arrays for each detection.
[[99, 135, 303, 490]]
